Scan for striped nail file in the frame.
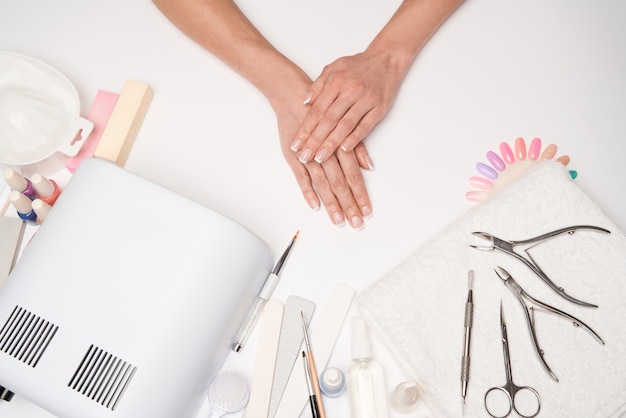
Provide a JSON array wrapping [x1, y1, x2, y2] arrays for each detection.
[[267, 296, 315, 418]]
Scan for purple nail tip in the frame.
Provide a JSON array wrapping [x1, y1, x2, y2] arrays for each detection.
[[486, 151, 506, 171], [476, 162, 498, 179]]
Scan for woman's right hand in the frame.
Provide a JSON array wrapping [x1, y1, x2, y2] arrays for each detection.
[[274, 93, 373, 230]]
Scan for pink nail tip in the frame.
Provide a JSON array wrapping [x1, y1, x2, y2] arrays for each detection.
[[500, 142, 515, 164], [528, 137, 541, 160], [514, 137, 527, 160], [469, 176, 493, 190], [476, 162, 498, 180], [466, 190, 490, 202], [486, 151, 506, 171]]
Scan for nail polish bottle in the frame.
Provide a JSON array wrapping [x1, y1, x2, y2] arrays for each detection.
[[31, 173, 62, 205], [3, 168, 37, 199], [347, 316, 388, 418], [9, 191, 37, 224], [32, 199, 52, 224]]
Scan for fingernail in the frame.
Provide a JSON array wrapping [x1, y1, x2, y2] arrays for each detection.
[[309, 199, 320, 210], [314, 148, 328, 163], [351, 216, 364, 230], [341, 143, 350, 152], [365, 155, 375, 170], [361, 205, 372, 218], [299, 148, 313, 164], [291, 139, 303, 152], [303, 90, 313, 105], [333, 212, 345, 226]]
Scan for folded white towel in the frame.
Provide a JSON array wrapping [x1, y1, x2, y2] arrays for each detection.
[[357, 162, 626, 417]]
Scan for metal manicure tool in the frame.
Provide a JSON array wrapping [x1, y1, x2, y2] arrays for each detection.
[[460, 270, 474, 413], [493, 266, 604, 382], [471, 225, 610, 307], [484, 302, 541, 418]]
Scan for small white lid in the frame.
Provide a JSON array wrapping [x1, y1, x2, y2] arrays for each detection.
[[3, 168, 28, 191], [9, 190, 32, 214], [319, 367, 346, 398], [31, 173, 54, 197], [32, 199, 51, 220], [389, 381, 421, 414]]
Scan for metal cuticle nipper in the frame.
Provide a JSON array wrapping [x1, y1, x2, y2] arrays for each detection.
[[470, 225, 611, 308], [494, 266, 605, 382]]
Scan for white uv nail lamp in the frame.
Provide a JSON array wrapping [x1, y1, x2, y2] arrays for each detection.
[[0, 158, 273, 418]]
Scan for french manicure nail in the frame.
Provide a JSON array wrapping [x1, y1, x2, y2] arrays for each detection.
[[314, 148, 328, 163], [365, 155, 375, 170], [351, 216, 364, 230], [361, 205, 372, 218], [333, 212, 345, 226], [291, 139, 302, 152], [299, 148, 312, 164], [309, 199, 320, 210], [303, 90, 313, 105]]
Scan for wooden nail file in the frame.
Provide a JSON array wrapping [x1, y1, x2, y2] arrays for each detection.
[[267, 296, 316, 418], [0, 217, 25, 286], [243, 299, 284, 418], [93, 80, 153, 167], [274, 284, 355, 418]]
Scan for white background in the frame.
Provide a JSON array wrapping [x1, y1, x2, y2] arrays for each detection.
[[1, 0, 625, 417]]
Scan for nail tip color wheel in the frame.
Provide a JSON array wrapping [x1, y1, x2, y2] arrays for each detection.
[[465, 137, 576, 203]]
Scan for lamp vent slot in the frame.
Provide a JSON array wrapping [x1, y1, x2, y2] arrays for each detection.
[[0, 305, 58, 367], [68, 344, 137, 411]]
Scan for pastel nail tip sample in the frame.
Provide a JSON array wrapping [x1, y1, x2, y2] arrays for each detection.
[[466, 137, 574, 203], [469, 176, 493, 190], [486, 151, 506, 171], [514, 137, 527, 160], [499, 141, 515, 164], [540, 143, 558, 160], [465, 190, 490, 202], [528, 137, 542, 160], [476, 162, 498, 180]]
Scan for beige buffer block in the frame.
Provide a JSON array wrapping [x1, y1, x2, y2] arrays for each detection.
[[94, 80, 153, 167]]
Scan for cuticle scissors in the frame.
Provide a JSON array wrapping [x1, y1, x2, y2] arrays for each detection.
[[494, 266, 604, 382], [485, 302, 541, 418], [471, 225, 610, 308]]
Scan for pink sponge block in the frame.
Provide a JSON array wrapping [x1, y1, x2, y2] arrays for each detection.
[[65, 90, 119, 173]]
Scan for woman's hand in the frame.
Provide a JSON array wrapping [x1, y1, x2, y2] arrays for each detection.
[[289, 49, 405, 165], [276, 97, 373, 230]]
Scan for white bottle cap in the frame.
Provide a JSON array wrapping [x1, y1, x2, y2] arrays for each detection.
[[389, 381, 420, 414], [9, 190, 32, 214], [350, 316, 372, 360], [319, 367, 346, 398], [3, 168, 28, 191], [31, 173, 54, 197], [32, 199, 51, 221]]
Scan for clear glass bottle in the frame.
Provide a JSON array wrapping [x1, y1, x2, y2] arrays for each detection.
[[347, 316, 388, 418]]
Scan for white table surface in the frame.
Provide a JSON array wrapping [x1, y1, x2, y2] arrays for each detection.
[[1, 0, 625, 417]]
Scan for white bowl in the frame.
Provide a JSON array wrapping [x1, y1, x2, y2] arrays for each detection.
[[0, 52, 93, 166]]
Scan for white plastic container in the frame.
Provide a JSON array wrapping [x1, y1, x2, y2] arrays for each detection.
[[347, 316, 389, 418], [0, 52, 93, 167]]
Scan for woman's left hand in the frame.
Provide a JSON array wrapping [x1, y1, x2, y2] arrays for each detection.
[[289, 49, 405, 164]]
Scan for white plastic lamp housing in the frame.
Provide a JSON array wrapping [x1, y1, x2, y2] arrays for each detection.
[[0, 158, 273, 418]]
